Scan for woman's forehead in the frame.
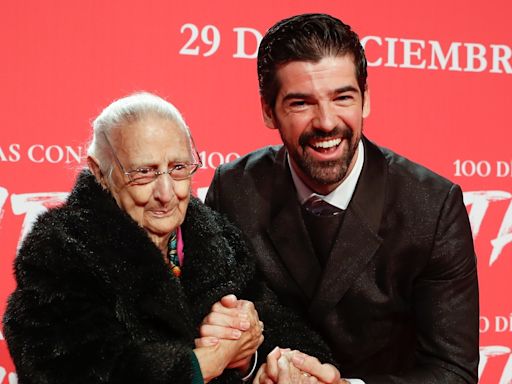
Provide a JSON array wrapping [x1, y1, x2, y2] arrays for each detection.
[[113, 118, 192, 164]]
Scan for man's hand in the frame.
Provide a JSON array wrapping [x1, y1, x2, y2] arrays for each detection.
[[255, 347, 346, 384]]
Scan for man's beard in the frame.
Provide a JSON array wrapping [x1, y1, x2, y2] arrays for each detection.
[[290, 126, 359, 186]]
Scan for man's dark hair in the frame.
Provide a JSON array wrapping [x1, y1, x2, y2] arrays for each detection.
[[257, 13, 368, 108]]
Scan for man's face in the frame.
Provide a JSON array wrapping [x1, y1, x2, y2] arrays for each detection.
[[262, 55, 370, 195]]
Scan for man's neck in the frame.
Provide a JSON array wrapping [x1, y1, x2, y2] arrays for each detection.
[[289, 140, 365, 210]]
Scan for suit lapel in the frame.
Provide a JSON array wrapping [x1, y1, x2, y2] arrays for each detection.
[[266, 148, 322, 299], [267, 197, 322, 299], [309, 137, 387, 315]]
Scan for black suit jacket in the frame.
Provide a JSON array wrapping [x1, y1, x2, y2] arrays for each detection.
[[206, 137, 479, 383]]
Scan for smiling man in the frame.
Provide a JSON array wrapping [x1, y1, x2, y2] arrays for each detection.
[[261, 54, 368, 196], [206, 13, 479, 383]]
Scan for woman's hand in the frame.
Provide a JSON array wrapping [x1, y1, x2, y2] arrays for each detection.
[[195, 294, 264, 371]]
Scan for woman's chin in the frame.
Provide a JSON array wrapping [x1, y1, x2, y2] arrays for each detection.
[[144, 221, 178, 238]]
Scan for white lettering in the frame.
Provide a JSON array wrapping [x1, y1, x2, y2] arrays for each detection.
[[480, 316, 490, 333], [360, 36, 383, 66], [0, 367, 17, 384], [63, 146, 83, 164], [232, 27, 262, 59], [465, 43, 487, 72], [207, 152, 223, 169], [0, 187, 7, 224], [176, 24, 512, 73], [491, 44, 512, 74], [196, 187, 209, 203], [27, 145, 44, 163], [384, 37, 399, 67], [0, 368, 18, 384], [179, 23, 200, 55], [26, 145, 84, 164], [478, 345, 511, 381], [490, 199, 512, 265], [225, 152, 240, 163], [223, 27, 512, 73], [201, 25, 221, 57], [454, 159, 492, 177], [500, 352, 512, 384], [360, 36, 510, 73], [198, 151, 240, 169], [463, 191, 510, 236], [400, 39, 426, 69], [496, 161, 511, 177], [0, 144, 21, 162], [179, 24, 221, 57], [11, 192, 69, 247], [428, 41, 462, 71], [463, 191, 512, 266], [496, 316, 510, 332], [1, 186, 510, 272], [44, 145, 64, 164]]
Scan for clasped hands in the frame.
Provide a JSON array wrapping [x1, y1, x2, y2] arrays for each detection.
[[255, 347, 347, 384], [195, 294, 345, 384], [194, 294, 264, 381]]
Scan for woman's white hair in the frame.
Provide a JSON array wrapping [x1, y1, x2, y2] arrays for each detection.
[[88, 92, 192, 176]]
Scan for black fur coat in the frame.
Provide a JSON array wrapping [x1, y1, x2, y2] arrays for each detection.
[[3, 171, 332, 384]]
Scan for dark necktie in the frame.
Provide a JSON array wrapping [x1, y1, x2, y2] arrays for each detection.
[[303, 195, 343, 216], [302, 196, 345, 265]]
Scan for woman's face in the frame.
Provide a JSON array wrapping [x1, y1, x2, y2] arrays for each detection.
[[104, 117, 192, 245]]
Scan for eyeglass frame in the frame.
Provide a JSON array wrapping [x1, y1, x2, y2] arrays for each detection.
[[101, 131, 202, 185]]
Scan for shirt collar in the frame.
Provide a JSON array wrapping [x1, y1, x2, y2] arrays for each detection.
[[289, 139, 364, 210]]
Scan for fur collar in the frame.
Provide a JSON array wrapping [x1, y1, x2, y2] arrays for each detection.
[[30, 170, 255, 333]]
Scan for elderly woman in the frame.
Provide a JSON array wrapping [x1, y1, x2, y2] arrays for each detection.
[[3, 92, 334, 384]]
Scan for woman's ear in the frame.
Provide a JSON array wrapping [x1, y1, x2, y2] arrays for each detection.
[[87, 156, 108, 190]]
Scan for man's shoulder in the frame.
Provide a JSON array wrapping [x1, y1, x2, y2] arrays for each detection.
[[207, 145, 285, 211], [374, 142, 454, 192]]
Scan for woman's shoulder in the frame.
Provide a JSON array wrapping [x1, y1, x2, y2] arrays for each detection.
[[180, 196, 257, 297], [185, 196, 246, 239]]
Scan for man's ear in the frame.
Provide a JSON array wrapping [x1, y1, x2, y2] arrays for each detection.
[[87, 156, 108, 190], [362, 86, 371, 118], [261, 98, 277, 129]]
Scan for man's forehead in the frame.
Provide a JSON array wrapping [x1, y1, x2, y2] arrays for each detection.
[[276, 55, 360, 95], [277, 53, 356, 72]]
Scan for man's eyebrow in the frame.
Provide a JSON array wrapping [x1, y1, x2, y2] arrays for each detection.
[[282, 86, 360, 102], [334, 85, 359, 94], [282, 92, 310, 102]]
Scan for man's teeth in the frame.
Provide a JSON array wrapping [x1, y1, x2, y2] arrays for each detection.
[[312, 138, 342, 149]]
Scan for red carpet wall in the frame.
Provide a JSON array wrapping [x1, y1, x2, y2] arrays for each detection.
[[0, 1, 510, 382]]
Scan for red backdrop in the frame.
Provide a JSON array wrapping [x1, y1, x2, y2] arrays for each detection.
[[1, 1, 511, 382]]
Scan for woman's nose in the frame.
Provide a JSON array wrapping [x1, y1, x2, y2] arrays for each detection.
[[153, 172, 174, 203]]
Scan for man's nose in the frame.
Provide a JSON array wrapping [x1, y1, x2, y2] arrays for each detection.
[[313, 103, 338, 132]]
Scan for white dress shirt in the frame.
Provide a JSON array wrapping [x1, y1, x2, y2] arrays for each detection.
[[289, 140, 365, 209], [289, 140, 366, 384]]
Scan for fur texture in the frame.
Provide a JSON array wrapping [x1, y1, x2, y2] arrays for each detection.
[[3, 170, 332, 384]]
